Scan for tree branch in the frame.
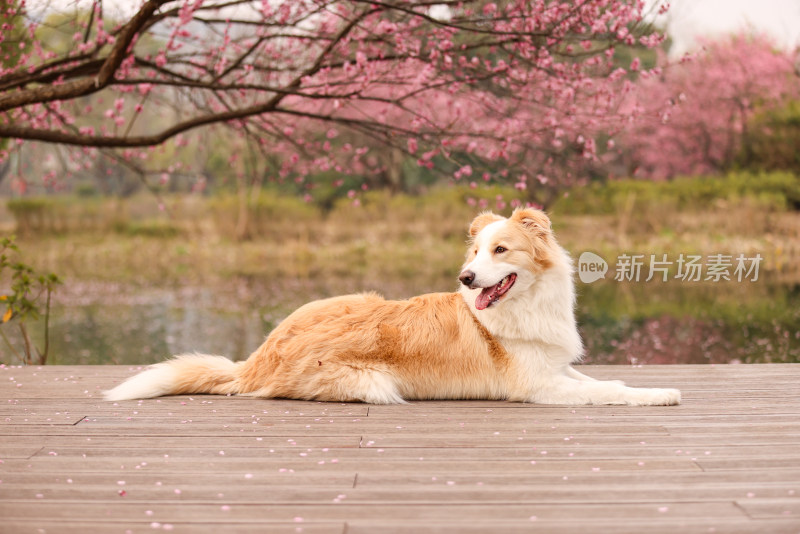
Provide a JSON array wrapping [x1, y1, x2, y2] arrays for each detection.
[[0, 5, 376, 147], [0, 0, 168, 113]]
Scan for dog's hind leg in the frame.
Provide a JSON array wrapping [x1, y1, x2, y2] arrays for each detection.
[[244, 365, 407, 404], [343, 368, 407, 404]]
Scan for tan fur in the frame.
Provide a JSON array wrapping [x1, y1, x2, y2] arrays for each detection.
[[165, 354, 243, 395], [468, 211, 504, 238], [511, 207, 551, 231], [235, 292, 512, 402]]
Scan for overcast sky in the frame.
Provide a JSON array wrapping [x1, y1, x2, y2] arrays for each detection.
[[29, 0, 800, 58], [648, 0, 800, 57]]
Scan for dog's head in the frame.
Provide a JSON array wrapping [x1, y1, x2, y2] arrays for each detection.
[[459, 208, 556, 310]]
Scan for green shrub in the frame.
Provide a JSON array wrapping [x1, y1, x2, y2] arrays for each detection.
[[740, 99, 800, 175], [113, 220, 183, 238], [0, 236, 61, 365], [7, 196, 128, 235], [553, 171, 800, 215], [6, 198, 51, 236], [326, 185, 526, 242], [207, 190, 322, 240]]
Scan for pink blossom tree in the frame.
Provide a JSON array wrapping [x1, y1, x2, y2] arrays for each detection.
[[620, 35, 800, 180], [1, 0, 665, 207]]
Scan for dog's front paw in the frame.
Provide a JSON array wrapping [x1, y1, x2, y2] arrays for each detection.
[[635, 387, 681, 406]]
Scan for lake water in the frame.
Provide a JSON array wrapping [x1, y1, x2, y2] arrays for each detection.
[[5, 273, 798, 366]]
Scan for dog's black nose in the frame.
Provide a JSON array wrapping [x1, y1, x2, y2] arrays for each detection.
[[459, 270, 475, 287]]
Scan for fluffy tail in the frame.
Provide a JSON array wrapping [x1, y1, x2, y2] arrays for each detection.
[[104, 353, 242, 401]]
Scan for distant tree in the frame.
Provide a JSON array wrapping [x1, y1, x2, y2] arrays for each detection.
[[740, 98, 800, 174], [621, 35, 800, 179], [0, 0, 665, 207]]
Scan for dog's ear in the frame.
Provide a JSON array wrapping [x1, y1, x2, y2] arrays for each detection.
[[468, 212, 504, 238], [511, 208, 551, 235]]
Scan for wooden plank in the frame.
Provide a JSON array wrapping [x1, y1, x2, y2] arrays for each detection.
[[365, 433, 800, 447], [344, 520, 800, 534], [365, 408, 800, 418], [1, 521, 345, 533], [7, 519, 796, 534], [354, 469, 800, 487], [697, 458, 800, 470], [0, 483, 796, 504], [0, 436, 357, 448], [0, 400, 369, 418], [0, 407, 369, 418], [0, 414, 86, 425], [5, 430, 800, 447], [0, 468, 800, 497], [62, 413, 800, 426], [18, 444, 800, 460], [0, 426, 364, 443], [0, 457, 704, 473], [0, 472, 357, 486], [736, 499, 800, 519], [662, 424, 800, 434], [0, 501, 745, 522], [0, 446, 40, 458], [71, 420, 677, 436]]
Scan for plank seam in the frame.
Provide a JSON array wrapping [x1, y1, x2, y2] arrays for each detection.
[[732, 500, 755, 520], [26, 445, 44, 459], [693, 460, 706, 472]]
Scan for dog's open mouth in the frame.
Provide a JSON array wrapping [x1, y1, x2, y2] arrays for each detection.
[[475, 273, 517, 310]]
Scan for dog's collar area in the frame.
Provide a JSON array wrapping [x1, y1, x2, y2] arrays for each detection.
[[474, 273, 517, 310]]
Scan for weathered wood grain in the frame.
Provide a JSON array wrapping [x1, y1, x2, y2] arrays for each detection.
[[1, 364, 799, 533]]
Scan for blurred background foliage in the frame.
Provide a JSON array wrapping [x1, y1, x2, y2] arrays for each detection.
[[1, 3, 799, 366]]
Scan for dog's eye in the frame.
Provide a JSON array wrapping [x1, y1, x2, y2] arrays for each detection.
[[494, 246, 506, 254]]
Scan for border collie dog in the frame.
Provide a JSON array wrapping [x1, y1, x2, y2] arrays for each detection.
[[105, 208, 681, 406]]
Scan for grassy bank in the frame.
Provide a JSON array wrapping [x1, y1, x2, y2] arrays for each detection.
[[2, 172, 799, 366], [2, 173, 799, 287]]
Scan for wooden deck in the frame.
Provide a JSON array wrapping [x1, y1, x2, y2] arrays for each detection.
[[0, 364, 799, 533]]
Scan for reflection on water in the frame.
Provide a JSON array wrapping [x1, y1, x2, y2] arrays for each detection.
[[51, 297, 274, 365], [577, 278, 800, 365], [3, 275, 799, 365]]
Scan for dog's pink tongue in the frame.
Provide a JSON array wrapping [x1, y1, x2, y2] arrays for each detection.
[[475, 285, 499, 311]]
